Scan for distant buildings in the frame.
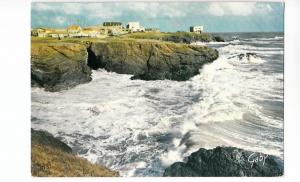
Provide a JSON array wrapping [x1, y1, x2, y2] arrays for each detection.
[[103, 22, 122, 27], [127, 22, 145, 32], [32, 28, 52, 38], [190, 26, 204, 33], [67, 25, 82, 34], [102, 22, 126, 35], [31, 21, 162, 38], [48, 29, 68, 38]]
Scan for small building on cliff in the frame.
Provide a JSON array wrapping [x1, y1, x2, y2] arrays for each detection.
[[32, 28, 53, 37], [67, 25, 82, 37], [127, 22, 145, 32], [103, 22, 122, 27], [190, 26, 204, 33], [102, 22, 126, 35], [81, 27, 106, 38], [48, 29, 68, 38]]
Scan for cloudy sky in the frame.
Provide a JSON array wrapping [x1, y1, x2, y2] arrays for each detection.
[[31, 2, 284, 32]]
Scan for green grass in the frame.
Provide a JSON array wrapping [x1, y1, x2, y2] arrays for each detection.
[[120, 31, 218, 43]]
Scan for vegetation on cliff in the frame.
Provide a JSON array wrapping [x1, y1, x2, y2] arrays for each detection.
[[88, 38, 218, 81], [121, 32, 224, 43], [31, 42, 92, 91], [31, 129, 119, 177], [31, 35, 219, 91]]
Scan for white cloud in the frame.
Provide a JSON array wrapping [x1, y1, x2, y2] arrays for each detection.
[[61, 3, 82, 15], [83, 4, 122, 19], [33, 2, 188, 19], [33, 3, 55, 11], [208, 2, 273, 16], [208, 3, 225, 16], [127, 2, 187, 18], [55, 16, 66, 25]]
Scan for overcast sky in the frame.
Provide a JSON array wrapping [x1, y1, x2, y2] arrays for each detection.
[[31, 2, 284, 32]]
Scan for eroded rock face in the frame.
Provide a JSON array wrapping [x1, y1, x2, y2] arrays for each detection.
[[31, 43, 92, 91], [163, 146, 283, 177], [88, 39, 218, 81]]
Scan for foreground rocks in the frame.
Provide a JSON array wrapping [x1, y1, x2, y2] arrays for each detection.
[[88, 39, 218, 81], [31, 42, 92, 91], [31, 129, 119, 177], [163, 146, 283, 177]]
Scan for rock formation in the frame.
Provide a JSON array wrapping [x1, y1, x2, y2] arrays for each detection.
[[88, 39, 218, 81], [163, 146, 283, 177], [31, 43, 92, 91], [31, 38, 218, 91]]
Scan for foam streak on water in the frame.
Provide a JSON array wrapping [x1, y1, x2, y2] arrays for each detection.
[[31, 33, 283, 176]]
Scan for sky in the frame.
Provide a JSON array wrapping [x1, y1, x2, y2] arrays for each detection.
[[31, 2, 284, 32]]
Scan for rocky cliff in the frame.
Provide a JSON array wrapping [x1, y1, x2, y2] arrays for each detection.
[[31, 38, 218, 91], [31, 42, 92, 91], [88, 39, 218, 81], [31, 129, 119, 177], [163, 146, 283, 177]]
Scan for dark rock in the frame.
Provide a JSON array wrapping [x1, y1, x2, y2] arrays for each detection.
[[31, 43, 92, 91], [231, 53, 258, 61], [163, 146, 283, 177], [213, 35, 225, 42], [88, 39, 218, 81], [31, 128, 72, 153]]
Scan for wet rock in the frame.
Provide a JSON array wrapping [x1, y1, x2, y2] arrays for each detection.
[[238, 53, 258, 61], [163, 146, 283, 177]]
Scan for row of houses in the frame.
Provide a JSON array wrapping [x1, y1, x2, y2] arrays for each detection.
[[31, 21, 159, 38]]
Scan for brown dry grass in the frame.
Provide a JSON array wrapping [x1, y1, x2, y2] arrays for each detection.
[[31, 130, 119, 177]]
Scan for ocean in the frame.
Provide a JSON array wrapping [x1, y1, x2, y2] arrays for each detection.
[[31, 32, 284, 176]]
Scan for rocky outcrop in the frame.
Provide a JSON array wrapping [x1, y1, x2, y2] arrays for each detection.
[[31, 129, 119, 177], [163, 146, 283, 177], [88, 39, 218, 81], [31, 129, 72, 153], [31, 43, 92, 91], [122, 32, 225, 43], [31, 38, 218, 91]]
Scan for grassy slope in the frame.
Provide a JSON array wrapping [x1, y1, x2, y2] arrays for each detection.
[[120, 31, 220, 42], [31, 129, 119, 177]]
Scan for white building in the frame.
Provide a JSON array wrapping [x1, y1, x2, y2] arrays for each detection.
[[190, 26, 204, 33], [67, 25, 82, 37], [127, 22, 145, 32]]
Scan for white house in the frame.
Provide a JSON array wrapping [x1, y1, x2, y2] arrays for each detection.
[[190, 26, 204, 33], [34, 28, 52, 37], [127, 22, 144, 32], [67, 25, 82, 37], [47, 29, 68, 38]]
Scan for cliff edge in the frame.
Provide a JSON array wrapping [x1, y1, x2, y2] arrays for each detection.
[[88, 39, 218, 81], [31, 129, 119, 177]]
